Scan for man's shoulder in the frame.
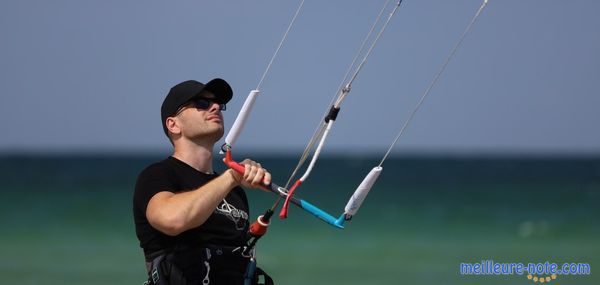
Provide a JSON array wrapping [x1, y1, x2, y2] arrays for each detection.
[[134, 157, 179, 199], [137, 157, 174, 178], [137, 158, 174, 182]]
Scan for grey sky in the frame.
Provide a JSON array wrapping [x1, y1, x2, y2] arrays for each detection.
[[1, 0, 599, 155]]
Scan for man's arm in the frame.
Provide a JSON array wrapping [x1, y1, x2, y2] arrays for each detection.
[[146, 160, 271, 236]]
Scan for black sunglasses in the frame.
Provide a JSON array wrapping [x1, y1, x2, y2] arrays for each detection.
[[177, 97, 226, 114]]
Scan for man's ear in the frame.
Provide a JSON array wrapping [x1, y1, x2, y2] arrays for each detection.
[[165, 117, 181, 136]]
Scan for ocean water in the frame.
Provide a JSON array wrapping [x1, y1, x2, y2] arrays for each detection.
[[0, 154, 598, 285]]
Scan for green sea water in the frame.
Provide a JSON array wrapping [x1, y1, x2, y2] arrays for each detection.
[[1, 154, 598, 285]]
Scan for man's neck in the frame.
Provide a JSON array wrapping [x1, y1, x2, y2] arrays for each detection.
[[172, 140, 215, 174]]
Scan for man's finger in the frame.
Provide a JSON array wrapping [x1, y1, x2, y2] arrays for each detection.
[[251, 168, 264, 186], [263, 171, 272, 185]]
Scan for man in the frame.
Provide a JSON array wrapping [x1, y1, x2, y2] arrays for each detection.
[[133, 78, 272, 285]]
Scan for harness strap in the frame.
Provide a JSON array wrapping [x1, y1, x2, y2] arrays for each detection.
[[244, 258, 257, 285], [143, 245, 273, 285], [253, 267, 274, 285]]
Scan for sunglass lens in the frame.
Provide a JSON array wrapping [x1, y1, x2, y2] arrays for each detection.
[[192, 98, 226, 111], [194, 98, 211, 110]]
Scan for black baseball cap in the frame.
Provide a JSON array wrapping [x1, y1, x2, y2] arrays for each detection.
[[161, 78, 233, 136]]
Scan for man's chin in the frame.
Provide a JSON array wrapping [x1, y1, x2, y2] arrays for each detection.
[[199, 128, 224, 144]]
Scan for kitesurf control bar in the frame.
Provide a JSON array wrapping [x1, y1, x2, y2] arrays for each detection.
[[224, 149, 346, 229], [278, 0, 403, 220], [220, 1, 395, 228]]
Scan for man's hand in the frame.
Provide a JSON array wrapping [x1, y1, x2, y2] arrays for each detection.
[[225, 159, 272, 189]]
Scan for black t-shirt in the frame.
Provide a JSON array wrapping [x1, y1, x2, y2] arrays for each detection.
[[133, 156, 249, 260]]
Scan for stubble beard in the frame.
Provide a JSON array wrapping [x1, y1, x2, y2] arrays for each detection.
[[190, 122, 224, 145]]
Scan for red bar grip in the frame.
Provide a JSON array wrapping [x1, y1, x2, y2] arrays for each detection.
[[223, 149, 272, 188], [224, 149, 246, 174]]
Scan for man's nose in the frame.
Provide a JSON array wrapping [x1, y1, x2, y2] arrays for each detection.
[[208, 101, 220, 112]]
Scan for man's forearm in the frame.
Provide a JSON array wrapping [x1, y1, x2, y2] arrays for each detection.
[[146, 171, 239, 236]]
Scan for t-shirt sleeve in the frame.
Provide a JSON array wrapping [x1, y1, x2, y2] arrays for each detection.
[[133, 163, 177, 214]]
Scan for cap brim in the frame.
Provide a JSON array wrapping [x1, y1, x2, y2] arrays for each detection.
[[203, 78, 233, 103]]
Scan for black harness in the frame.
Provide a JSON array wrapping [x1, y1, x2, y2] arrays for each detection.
[[144, 245, 273, 285]]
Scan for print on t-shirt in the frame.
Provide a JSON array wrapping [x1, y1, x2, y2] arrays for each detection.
[[215, 199, 249, 230]]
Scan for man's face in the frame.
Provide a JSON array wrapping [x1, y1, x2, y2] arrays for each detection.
[[173, 91, 225, 143]]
